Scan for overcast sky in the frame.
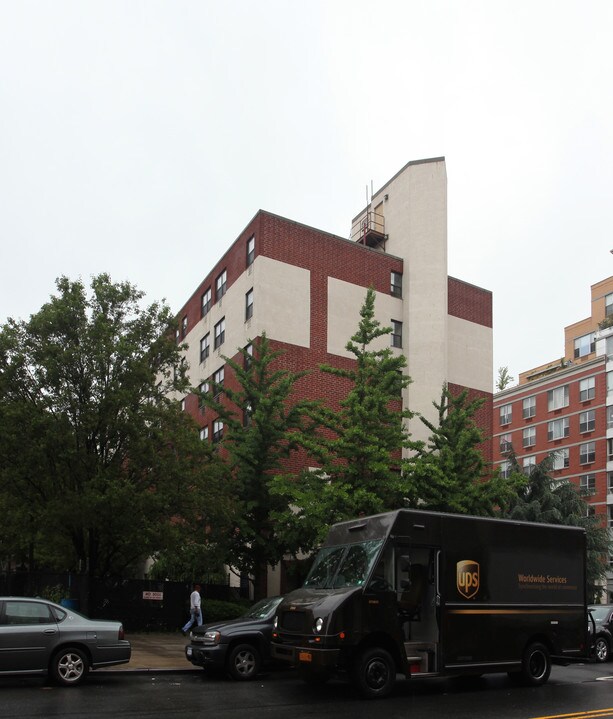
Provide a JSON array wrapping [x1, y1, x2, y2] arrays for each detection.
[[1, 0, 612, 389]]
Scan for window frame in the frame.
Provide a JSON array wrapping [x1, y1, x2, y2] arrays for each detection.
[[200, 333, 210, 363], [214, 318, 225, 349], [246, 236, 255, 266], [500, 403, 512, 426], [522, 426, 536, 448], [548, 385, 569, 411], [390, 271, 402, 298], [579, 409, 596, 434], [522, 396, 536, 419], [215, 270, 227, 302], [391, 319, 402, 348], [201, 287, 212, 317], [579, 376, 596, 402], [245, 289, 254, 321], [579, 440, 596, 465], [547, 417, 569, 441]]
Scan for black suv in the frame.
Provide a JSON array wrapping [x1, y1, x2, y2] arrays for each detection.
[[185, 596, 283, 680], [589, 604, 613, 662]]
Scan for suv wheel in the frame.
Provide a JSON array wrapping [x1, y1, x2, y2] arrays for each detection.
[[227, 643, 261, 681], [595, 637, 610, 663]]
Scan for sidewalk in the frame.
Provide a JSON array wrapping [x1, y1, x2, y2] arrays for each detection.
[[101, 632, 195, 672]]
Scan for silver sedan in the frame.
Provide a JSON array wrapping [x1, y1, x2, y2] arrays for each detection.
[[0, 596, 131, 685]]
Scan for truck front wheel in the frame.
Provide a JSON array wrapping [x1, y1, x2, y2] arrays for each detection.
[[353, 647, 396, 699], [512, 642, 551, 686]]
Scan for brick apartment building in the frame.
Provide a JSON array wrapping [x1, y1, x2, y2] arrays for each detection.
[[174, 157, 494, 595], [493, 276, 613, 600]]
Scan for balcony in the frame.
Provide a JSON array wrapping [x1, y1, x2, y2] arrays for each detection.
[[351, 211, 386, 250]]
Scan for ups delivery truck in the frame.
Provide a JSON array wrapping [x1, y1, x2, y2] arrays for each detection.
[[271, 509, 588, 698]]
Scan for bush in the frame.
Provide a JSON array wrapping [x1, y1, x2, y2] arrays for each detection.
[[201, 598, 250, 623]]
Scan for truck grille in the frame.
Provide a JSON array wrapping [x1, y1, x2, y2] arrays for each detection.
[[278, 610, 307, 632]]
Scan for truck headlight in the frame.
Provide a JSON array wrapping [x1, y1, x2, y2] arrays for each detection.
[[313, 617, 324, 634]]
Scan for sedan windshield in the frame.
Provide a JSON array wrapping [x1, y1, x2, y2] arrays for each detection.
[[304, 540, 383, 589]]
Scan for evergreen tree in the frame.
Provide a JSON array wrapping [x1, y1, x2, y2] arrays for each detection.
[[197, 333, 317, 600], [403, 385, 524, 516], [502, 452, 610, 601], [272, 287, 413, 550]]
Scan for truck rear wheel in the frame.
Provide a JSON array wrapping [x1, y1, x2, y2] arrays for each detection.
[[353, 647, 396, 699], [514, 642, 551, 686]]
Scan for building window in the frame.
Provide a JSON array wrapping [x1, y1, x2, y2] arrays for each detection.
[[390, 271, 402, 297], [523, 427, 536, 448], [244, 343, 253, 370], [175, 328, 180, 345], [180, 398, 186, 411], [500, 461, 511, 479], [199, 426, 209, 441], [245, 289, 254, 320], [500, 404, 512, 426], [200, 333, 210, 363], [390, 320, 402, 348], [608, 371, 613, 397], [608, 439, 613, 462], [574, 332, 595, 358], [500, 433, 512, 454], [550, 448, 569, 470], [213, 367, 224, 400], [213, 420, 224, 443], [547, 417, 569, 441], [198, 381, 210, 409], [214, 318, 225, 349], [247, 236, 255, 266], [522, 396, 536, 419], [579, 441, 596, 465], [608, 471, 613, 493], [608, 406, 613, 430], [548, 385, 569, 411], [181, 315, 188, 339], [579, 409, 596, 434], [201, 288, 212, 317], [609, 506, 613, 528], [523, 456, 536, 476], [607, 292, 613, 318], [215, 270, 227, 301], [580, 474, 596, 495], [579, 376, 595, 402], [243, 402, 252, 428]]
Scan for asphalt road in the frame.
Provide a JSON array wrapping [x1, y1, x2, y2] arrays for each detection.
[[2, 663, 613, 719]]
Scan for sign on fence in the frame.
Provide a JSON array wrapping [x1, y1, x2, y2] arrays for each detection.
[[142, 591, 164, 601]]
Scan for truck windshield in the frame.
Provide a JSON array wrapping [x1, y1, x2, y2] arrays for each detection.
[[303, 540, 383, 589]]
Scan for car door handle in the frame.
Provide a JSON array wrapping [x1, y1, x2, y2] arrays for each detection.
[[43, 629, 58, 635]]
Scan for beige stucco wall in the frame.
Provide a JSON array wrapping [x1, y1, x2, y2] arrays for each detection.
[[447, 315, 493, 393], [183, 256, 310, 388], [359, 159, 449, 445], [327, 278, 403, 358]]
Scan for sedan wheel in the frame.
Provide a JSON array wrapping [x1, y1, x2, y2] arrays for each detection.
[[595, 637, 610, 663], [227, 643, 261, 681], [51, 647, 89, 686]]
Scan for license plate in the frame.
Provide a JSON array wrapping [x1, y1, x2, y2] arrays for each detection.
[[298, 651, 312, 663], [186, 647, 192, 657]]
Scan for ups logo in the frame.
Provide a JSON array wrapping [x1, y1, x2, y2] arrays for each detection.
[[457, 560, 480, 599]]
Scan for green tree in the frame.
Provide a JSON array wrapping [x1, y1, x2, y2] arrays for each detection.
[[496, 366, 514, 391], [502, 452, 610, 601], [0, 274, 225, 580], [197, 333, 317, 600], [272, 287, 413, 550], [403, 385, 524, 516]]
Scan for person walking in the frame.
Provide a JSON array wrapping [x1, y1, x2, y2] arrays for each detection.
[[181, 583, 202, 635]]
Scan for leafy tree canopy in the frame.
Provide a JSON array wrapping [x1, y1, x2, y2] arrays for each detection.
[[0, 274, 225, 579]]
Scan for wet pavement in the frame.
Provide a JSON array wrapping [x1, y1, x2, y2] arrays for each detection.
[[101, 632, 194, 672]]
